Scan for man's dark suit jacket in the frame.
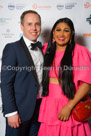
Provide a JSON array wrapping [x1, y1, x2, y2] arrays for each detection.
[[1, 37, 43, 122]]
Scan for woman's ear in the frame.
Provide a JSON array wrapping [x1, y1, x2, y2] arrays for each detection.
[[71, 30, 74, 37], [69, 31, 74, 44], [69, 37, 72, 44], [53, 31, 55, 41]]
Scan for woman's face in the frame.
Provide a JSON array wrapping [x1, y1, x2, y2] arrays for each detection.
[[53, 22, 72, 50]]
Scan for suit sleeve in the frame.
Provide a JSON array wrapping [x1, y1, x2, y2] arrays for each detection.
[[1, 44, 18, 115]]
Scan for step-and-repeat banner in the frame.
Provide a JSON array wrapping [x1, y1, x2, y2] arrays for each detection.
[[0, 0, 91, 135]]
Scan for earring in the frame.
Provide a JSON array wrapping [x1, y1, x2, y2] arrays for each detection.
[[69, 37, 72, 44], [52, 39, 55, 43]]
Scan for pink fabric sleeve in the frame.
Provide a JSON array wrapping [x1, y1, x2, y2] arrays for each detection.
[[42, 43, 48, 54], [73, 44, 91, 88]]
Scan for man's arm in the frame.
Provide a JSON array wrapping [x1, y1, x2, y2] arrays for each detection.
[[1, 44, 21, 128], [5, 111, 18, 117]]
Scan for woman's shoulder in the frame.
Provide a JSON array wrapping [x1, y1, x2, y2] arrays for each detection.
[[75, 43, 90, 51], [73, 44, 91, 85], [42, 43, 48, 54], [74, 43, 91, 56], [73, 43, 91, 63]]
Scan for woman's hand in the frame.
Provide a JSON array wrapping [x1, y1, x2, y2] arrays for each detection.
[[58, 104, 72, 121], [58, 83, 91, 121]]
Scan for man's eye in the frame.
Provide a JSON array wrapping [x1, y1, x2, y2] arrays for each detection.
[[36, 23, 40, 26], [28, 23, 31, 26]]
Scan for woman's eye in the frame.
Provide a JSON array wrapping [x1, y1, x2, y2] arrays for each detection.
[[56, 29, 61, 31], [64, 30, 70, 32]]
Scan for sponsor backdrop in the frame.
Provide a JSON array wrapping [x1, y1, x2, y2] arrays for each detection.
[[0, 0, 91, 135]]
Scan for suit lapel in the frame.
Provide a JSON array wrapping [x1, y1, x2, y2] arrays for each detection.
[[20, 37, 39, 85]]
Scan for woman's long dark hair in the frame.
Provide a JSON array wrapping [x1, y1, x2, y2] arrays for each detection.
[[42, 17, 75, 99]]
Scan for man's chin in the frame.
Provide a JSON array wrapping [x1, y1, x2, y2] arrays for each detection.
[[29, 37, 39, 42]]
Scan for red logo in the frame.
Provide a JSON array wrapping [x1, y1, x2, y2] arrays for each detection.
[[32, 3, 51, 10], [32, 4, 37, 10], [84, 2, 91, 8], [0, 5, 3, 8]]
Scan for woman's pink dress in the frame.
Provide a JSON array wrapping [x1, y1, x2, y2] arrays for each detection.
[[38, 43, 91, 136]]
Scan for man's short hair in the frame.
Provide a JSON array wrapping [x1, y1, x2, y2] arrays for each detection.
[[20, 10, 41, 25]]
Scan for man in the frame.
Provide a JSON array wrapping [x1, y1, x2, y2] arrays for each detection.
[[1, 10, 43, 136]]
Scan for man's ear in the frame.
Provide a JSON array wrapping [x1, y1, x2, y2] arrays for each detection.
[[20, 24, 23, 31]]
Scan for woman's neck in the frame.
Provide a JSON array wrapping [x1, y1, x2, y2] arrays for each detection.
[[56, 45, 67, 51]]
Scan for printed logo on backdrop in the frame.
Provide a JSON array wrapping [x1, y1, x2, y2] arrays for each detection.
[[0, 18, 11, 25], [84, 2, 91, 8], [16, 4, 26, 10], [57, 3, 64, 10], [8, 3, 15, 10], [86, 15, 91, 25], [83, 33, 91, 37], [0, 5, 3, 8], [57, 3, 77, 10], [65, 3, 77, 9], [2, 29, 15, 38], [32, 3, 51, 10], [8, 3, 26, 10]]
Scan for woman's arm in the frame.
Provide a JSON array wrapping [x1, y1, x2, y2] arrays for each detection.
[[58, 83, 91, 121]]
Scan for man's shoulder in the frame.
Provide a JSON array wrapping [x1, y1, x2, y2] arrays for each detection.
[[2, 39, 21, 54], [4, 39, 22, 51], [6, 39, 20, 46]]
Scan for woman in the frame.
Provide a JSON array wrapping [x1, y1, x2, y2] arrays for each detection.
[[38, 18, 91, 136]]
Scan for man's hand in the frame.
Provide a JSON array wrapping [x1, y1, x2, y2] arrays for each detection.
[[7, 113, 21, 128]]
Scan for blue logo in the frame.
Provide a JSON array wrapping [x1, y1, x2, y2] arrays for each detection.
[[57, 3, 64, 10], [19, 33, 23, 38], [0, 18, 11, 24], [8, 3, 15, 10], [86, 15, 91, 25]]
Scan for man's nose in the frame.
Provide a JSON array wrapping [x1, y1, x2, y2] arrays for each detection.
[[32, 24, 36, 30]]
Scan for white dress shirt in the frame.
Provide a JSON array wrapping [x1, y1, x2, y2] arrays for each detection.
[[5, 36, 43, 117]]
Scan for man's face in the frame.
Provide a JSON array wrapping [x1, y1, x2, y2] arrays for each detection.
[[21, 13, 41, 42]]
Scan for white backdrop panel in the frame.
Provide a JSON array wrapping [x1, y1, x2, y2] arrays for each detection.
[[0, 0, 91, 135]]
